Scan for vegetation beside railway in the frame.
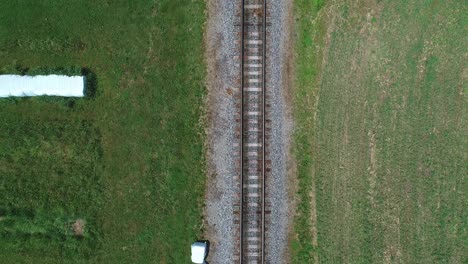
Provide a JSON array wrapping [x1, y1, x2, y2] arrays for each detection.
[[292, 0, 466, 263], [0, 1, 206, 263], [290, 0, 325, 262]]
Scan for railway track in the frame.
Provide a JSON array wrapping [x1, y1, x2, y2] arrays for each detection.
[[236, 0, 269, 263]]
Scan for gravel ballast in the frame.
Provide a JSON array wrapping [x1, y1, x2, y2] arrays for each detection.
[[265, 0, 294, 263], [204, 0, 293, 262], [204, 0, 239, 262]]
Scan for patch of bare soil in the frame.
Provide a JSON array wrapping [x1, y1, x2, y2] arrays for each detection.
[[72, 219, 86, 237], [282, 1, 297, 262]]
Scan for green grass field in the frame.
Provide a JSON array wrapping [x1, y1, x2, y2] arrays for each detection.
[[292, 0, 467, 263], [0, 1, 206, 263]]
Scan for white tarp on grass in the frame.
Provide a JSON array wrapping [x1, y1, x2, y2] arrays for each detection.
[[0, 74, 85, 97]]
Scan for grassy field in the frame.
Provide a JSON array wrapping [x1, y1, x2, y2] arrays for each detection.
[[292, 0, 466, 263], [0, 1, 206, 263]]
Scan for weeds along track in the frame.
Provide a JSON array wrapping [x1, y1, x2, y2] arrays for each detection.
[[234, 0, 270, 263]]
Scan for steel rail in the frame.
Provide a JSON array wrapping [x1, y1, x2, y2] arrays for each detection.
[[261, 0, 266, 262], [239, 0, 245, 263]]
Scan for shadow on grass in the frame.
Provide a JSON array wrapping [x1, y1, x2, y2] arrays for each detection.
[[82, 67, 98, 98]]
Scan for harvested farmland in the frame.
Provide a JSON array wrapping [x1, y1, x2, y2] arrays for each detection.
[[291, 0, 467, 263]]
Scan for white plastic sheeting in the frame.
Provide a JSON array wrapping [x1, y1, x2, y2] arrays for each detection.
[[0, 75, 85, 97], [191, 242, 207, 264]]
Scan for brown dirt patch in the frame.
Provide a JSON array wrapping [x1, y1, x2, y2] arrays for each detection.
[[72, 219, 86, 237]]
